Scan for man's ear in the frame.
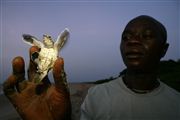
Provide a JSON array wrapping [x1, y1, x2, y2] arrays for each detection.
[[160, 43, 169, 58]]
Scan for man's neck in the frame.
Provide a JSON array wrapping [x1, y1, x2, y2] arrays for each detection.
[[122, 70, 160, 92]]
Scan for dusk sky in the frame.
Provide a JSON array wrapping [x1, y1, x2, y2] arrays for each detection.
[[1, 0, 180, 83]]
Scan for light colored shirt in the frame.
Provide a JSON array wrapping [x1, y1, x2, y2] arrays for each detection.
[[80, 77, 180, 120]]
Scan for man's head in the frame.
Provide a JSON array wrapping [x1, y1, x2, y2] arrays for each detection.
[[120, 15, 169, 72], [43, 34, 54, 48]]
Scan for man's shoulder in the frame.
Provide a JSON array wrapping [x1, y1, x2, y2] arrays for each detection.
[[87, 77, 123, 97], [161, 81, 180, 98], [80, 78, 123, 119], [82, 78, 123, 111]]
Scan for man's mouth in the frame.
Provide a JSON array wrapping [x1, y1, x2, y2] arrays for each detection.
[[125, 51, 144, 59]]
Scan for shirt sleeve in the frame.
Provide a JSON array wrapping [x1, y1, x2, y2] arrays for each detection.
[[80, 83, 112, 120], [80, 87, 94, 120]]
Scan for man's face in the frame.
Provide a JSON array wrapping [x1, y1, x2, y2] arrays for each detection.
[[120, 19, 167, 71]]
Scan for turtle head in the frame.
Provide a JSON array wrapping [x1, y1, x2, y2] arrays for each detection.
[[43, 34, 54, 48]]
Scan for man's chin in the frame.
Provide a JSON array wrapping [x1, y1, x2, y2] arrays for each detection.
[[125, 62, 146, 71]]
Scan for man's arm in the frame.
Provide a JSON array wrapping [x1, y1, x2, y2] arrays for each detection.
[[81, 95, 92, 120], [80, 87, 97, 120], [80, 84, 111, 120]]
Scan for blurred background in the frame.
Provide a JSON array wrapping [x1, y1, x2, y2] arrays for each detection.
[[1, 0, 180, 83]]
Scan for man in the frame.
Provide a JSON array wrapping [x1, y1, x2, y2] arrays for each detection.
[[3, 15, 180, 120], [80, 15, 180, 120]]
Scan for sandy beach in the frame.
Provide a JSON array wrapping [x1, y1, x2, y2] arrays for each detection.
[[0, 83, 94, 120]]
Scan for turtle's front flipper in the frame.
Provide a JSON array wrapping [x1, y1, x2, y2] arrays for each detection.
[[54, 28, 70, 51], [22, 34, 43, 48]]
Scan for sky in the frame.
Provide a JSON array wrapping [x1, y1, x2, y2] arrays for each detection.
[[0, 0, 180, 83]]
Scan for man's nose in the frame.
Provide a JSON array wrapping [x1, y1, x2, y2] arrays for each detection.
[[126, 34, 142, 46]]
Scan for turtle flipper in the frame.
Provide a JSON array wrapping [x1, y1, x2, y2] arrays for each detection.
[[22, 34, 43, 48], [54, 28, 70, 51]]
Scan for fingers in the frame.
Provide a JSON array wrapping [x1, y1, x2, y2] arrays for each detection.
[[53, 57, 68, 90], [28, 46, 40, 81], [3, 56, 25, 100], [53, 57, 64, 83], [3, 75, 19, 99], [12, 56, 25, 81], [12, 57, 27, 92]]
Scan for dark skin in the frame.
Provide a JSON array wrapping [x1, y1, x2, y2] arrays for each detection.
[[3, 46, 71, 120], [120, 16, 169, 92]]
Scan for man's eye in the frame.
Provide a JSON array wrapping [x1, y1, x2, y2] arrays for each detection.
[[122, 34, 131, 41], [143, 34, 153, 40], [143, 30, 153, 39]]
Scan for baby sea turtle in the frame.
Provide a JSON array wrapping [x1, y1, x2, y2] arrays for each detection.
[[22, 28, 69, 83]]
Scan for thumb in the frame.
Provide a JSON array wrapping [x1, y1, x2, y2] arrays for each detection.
[[53, 58, 68, 90]]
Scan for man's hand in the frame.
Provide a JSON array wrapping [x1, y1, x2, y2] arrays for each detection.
[[3, 46, 71, 120]]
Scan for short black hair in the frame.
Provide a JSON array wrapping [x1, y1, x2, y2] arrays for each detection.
[[127, 15, 167, 44]]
